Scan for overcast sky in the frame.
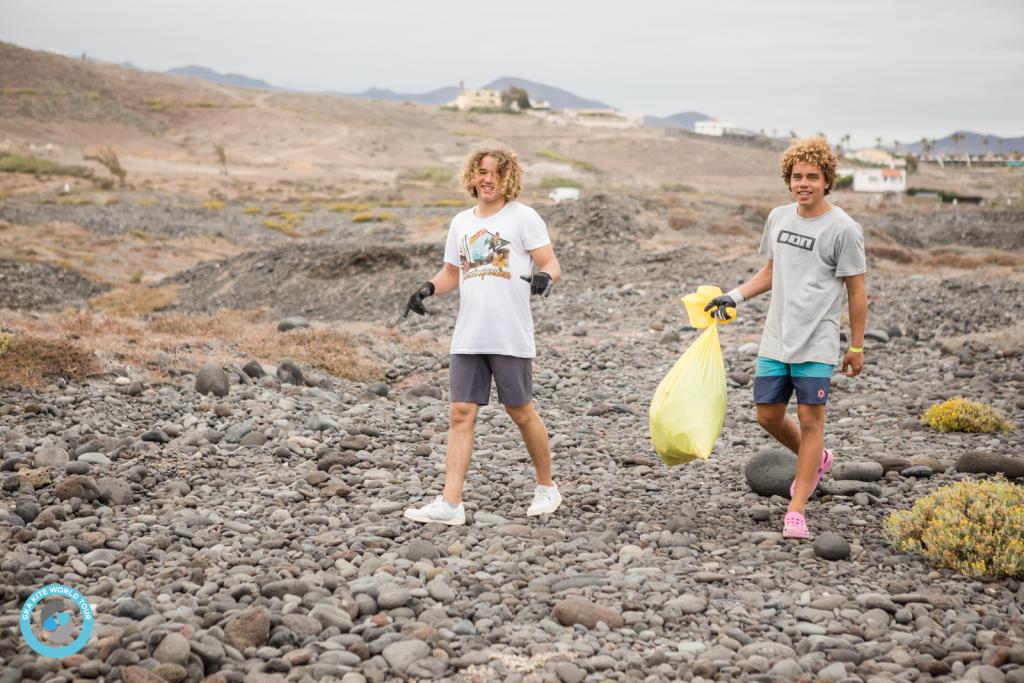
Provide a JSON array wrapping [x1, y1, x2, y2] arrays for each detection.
[[3, 0, 1021, 148]]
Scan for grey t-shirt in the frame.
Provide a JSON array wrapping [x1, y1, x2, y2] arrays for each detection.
[[758, 203, 866, 365]]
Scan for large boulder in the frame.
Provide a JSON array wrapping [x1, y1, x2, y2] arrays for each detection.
[[745, 449, 797, 498], [957, 451, 1024, 478], [195, 364, 230, 397]]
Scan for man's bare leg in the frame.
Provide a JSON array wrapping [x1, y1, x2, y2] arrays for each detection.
[[788, 403, 826, 514], [505, 401, 553, 486], [441, 402, 479, 503], [756, 402, 801, 453]]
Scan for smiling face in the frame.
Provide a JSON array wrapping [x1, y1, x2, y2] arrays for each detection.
[[789, 162, 829, 214], [474, 155, 503, 206]]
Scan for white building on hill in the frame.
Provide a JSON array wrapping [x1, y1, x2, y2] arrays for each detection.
[[449, 88, 503, 111], [695, 120, 736, 136], [549, 108, 643, 129], [853, 168, 906, 193]]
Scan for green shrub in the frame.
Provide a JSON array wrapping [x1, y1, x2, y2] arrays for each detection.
[[539, 176, 581, 189], [884, 477, 1024, 578], [660, 182, 696, 193], [401, 167, 453, 184], [920, 397, 1012, 433], [351, 211, 396, 223], [328, 202, 370, 213], [0, 154, 94, 179], [424, 198, 468, 207], [834, 175, 853, 190], [536, 149, 595, 172]]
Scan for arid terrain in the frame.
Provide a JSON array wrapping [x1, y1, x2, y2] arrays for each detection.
[[1, 41, 1024, 683]]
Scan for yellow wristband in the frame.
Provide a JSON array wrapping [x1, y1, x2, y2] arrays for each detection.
[[848, 346, 864, 353]]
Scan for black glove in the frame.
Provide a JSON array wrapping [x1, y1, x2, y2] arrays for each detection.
[[703, 295, 736, 321], [403, 281, 435, 317], [520, 272, 553, 297]]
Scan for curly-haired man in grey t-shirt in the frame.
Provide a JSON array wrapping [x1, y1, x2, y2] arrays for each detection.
[[706, 137, 868, 540]]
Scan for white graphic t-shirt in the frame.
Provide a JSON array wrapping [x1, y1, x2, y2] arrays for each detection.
[[443, 201, 551, 358]]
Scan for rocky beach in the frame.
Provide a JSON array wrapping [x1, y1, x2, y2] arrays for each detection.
[[2, 188, 1023, 683]]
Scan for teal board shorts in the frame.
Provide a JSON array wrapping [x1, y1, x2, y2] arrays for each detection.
[[753, 357, 834, 405]]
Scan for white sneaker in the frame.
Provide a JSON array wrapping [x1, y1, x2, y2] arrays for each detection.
[[403, 496, 465, 526], [527, 484, 562, 517]]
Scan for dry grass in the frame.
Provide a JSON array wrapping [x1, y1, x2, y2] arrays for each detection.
[[88, 284, 180, 316], [352, 211, 396, 223], [0, 332, 98, 389], [7, 310, 386, 384], [536, 148, 596, 172], [242, 327, 379, 381], [868, 243, 1024, 269], [328, 202, 370, 213], [424, 198, 468, 208]]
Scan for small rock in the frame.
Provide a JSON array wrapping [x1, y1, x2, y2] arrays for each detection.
[[552, 598, 624, 629], [382, 640, 430, 675], [242, 360, 266, 379], [225, 606, 270, 649], [33, 447, 69, 468], [813, 533, 850, 560], [901, 465, 934, 478], [277, 316, 310, 332], [276, 361, 304, 386], [153, 633, 191, 665], [829, 461, 883, 482], [406, 539, 440, 561]]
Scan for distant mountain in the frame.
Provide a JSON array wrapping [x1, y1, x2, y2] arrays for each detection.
[[480, 77, 612, 110], [331, 85, 461, 105], [644, 111, 712, 130], [166, 65, 284, 91], [903, 130, 1024, 156]]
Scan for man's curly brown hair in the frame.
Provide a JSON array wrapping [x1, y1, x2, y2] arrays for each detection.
[[780, 137, 838, 195], [461, 147, 523, 201]]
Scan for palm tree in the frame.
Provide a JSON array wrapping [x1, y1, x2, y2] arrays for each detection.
[[875, 136, 883, 150], [952, 132, 965, 157], [894, 139, 900, 155], [982, 136, 990, 158]]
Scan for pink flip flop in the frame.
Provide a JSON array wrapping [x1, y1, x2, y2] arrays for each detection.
[[790, 448, 834, 498], [783, 511, 810, 539]]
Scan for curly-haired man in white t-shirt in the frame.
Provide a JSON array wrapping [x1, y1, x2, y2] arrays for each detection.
[[402, 147, 563, 526]]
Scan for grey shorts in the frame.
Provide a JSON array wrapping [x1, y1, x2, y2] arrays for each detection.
[[449, 354, 533, 406]]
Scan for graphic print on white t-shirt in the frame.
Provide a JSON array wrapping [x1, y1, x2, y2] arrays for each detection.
[[459, 228, 512, 281]]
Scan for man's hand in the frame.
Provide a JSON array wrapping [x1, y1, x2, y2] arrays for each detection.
[[520, 272, 553, 297], [842, 350, 864, 377], [703, 294, 737, 321], [403, 282, 435, 318]]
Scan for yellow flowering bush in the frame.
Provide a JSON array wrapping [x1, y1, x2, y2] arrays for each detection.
[[920, 397, 1012, 433], [884, 478, 1024, 578]]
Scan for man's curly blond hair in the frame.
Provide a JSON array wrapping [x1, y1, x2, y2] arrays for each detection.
[[780, 137, 838, 195], [461, 147, 523, 200]]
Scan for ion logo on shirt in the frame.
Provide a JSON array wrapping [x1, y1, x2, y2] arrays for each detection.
[[777, 230, 816, 251], [460, 228, 512, 281]]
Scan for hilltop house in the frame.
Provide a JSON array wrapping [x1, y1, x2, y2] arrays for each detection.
[[449, 88, 503, 111], [549, 108, 643, 129], [694, 120, 736, 136], [853, 168, 906, 193]]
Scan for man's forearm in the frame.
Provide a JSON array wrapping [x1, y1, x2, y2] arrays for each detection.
[[848, 291, 867, 347], [735, 263, 773, 301], [535, 257, 561, 284], [430, 266, 460, 296]]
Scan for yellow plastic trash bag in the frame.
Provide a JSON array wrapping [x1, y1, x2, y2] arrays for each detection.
[[650, 286, 734, 465], [649, 324, 727, 465], [682, 285, 735, 329]]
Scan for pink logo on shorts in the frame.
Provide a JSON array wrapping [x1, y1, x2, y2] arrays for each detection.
[[817, 388, 826, 398]]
